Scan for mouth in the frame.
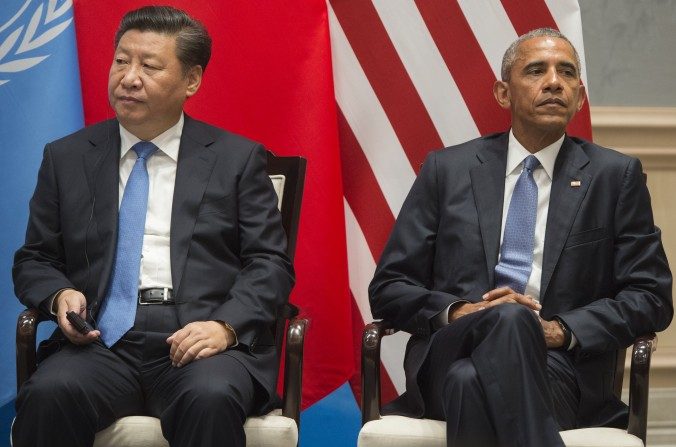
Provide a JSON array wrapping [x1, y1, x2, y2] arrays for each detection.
[[538, 98, 566, 107], [117, 96, 142, 104]]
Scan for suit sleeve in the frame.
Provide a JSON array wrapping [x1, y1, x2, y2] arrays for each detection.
[[13, 144, 75, 315], [557, 158, 673, 355], [208, 145, 295, 348], [369, 152, 462, 337]]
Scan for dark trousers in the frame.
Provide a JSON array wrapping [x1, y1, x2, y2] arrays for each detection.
[[420, 304, 579, 447], [13, 305, 260, 447]]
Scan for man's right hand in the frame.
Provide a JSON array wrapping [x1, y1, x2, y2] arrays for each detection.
[[54, 289, 100, 345], [448, 287, 542, 322]]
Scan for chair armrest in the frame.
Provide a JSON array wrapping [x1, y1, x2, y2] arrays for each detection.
[[361, 321, 391, 425], [276, 302, 300, 360], [282, 317, 308, 429], [16, 308, 43, 391], [627, 333, 656, 444]]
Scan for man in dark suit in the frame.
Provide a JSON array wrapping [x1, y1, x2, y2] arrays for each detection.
[[12, 6, 294, 447], [369, 28, 672, 447]]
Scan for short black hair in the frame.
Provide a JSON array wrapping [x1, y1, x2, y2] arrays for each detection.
[[114, 6, 212, 73]]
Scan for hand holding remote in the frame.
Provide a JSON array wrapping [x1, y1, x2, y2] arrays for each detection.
[[54, 289, 100, 344]]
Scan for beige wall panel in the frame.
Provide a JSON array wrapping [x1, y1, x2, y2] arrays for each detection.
[[592, 106, 676, 389]]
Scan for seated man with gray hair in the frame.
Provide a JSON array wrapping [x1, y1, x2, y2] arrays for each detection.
[[369, 28, 672, 447]]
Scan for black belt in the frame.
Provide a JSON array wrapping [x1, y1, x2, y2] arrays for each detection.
[[138, 288, 175, 305]]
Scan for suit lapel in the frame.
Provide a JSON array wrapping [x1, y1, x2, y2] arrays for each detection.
[[170, 117, 217, 295], [470, 134, 508, 287], [83, 120, 120, 299], [540, 137, 591, 301]]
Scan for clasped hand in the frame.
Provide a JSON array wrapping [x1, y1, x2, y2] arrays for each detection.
[[448, 286, 565, 348]]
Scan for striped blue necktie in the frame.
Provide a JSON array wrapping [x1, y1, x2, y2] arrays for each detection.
[[98, 141, 158, 347], [494, 154, 540, 294]]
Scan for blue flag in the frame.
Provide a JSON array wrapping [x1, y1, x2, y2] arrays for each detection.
[[0, 0, 83, 408]]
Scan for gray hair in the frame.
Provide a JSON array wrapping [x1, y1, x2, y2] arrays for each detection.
[[500, 28, 580, 81]]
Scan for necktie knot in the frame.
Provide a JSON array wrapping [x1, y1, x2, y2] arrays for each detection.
[[523, 155, 540, 173], [132, 141, 158, 160]]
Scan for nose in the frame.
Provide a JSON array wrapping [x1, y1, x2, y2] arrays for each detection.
[[120, 64, 142, 89], [542, 67, 562, 92]]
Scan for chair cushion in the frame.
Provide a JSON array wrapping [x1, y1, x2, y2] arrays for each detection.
[[244, 409, 299, 447], [93, 409, 298, 447], [358, 416, 445, 447], [560, 427, 644, 447], [94, 416, 167, 447], [357, 416, 643, 447]]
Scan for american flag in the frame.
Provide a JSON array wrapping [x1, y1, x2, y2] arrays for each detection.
[[327, 0, 593, 403]]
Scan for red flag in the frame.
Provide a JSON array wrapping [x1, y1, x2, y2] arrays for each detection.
[[73, 0, 353, 409]]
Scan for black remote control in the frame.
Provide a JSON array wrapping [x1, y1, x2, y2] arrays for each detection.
[[66, 311, 95, 335]]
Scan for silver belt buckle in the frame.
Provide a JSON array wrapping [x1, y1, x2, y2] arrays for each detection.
[[138, 288, 172, 305]]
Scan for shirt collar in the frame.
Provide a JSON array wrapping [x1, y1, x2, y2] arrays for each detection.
[[119, 113, 184, 162], [506, 129, 564, 180]]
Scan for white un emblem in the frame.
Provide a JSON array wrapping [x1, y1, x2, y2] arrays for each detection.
[[0, 0, 74, 86]]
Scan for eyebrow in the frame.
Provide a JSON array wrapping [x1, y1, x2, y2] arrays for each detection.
[[523, 61, 544, 70], [523, 60, 578, 75], [115, 46, 161, 60]]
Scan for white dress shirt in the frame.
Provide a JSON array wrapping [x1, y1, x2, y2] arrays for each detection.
[[118, 114, 182, 290]]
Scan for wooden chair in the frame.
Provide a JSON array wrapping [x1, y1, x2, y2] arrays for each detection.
[[359, 321, 656, 447], [15, 151, 308, 447]]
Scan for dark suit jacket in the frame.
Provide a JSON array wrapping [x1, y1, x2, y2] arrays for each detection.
[[13, 115, 295, 403], [369, 132, 672, 427]]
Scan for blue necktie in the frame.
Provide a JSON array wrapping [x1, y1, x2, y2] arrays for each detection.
[[494, 155, 540, 294], [98, 141, 158, 347]]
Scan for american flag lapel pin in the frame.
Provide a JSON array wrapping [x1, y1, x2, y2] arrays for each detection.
[[570, 180, 581, 187]]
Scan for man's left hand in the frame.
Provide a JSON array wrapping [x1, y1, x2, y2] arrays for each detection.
[[167, 321, 235, 367], [540, 318, 565, 349]]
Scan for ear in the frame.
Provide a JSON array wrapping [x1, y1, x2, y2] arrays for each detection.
[[185, 65, 203, 98], [576, 83, 587, 112], [493, 80, 511, 110]]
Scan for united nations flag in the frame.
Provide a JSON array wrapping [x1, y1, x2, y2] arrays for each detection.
[[0, 0, 83, 434]]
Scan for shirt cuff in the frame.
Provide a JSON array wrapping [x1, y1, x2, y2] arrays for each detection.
[[216, 321, 239, 348], [568, 332, 578, 350], [555, 317, 577, 351], [48, 288, 73, 316], [433, 301, 470, 329]]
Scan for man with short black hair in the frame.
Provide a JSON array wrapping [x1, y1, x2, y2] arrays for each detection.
[[369, 28, 672, 447], [13, 6, 294, 447]]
